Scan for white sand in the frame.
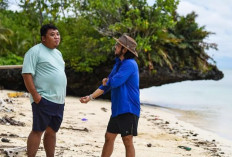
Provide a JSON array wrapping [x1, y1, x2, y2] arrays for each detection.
[[1, 89, 232, 157]]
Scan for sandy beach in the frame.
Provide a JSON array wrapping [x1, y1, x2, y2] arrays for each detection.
[[1, 89, 232, 157]]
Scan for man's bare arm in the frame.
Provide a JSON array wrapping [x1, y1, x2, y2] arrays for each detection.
[[80, 89, 104, 103], [22, 73, 41, 104]]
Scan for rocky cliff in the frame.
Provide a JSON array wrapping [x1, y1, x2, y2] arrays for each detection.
[[0, 63, 224, 99]]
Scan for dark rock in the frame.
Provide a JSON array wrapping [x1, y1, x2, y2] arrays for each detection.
[[0, 63, 224, 99], [147, 143, 152, 147], [0, 68, 25, 90], [139, 65, 223, 89], [9, 134, 19, 137], [1, 138, 10, 143]]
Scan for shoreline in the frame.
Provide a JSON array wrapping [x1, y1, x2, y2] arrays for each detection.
[[141, 99, 232, 143], [1, 89, 232, 156], [159, 105, 232, 143]]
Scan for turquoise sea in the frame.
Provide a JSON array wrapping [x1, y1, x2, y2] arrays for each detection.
[[140, 69, 232, 141]]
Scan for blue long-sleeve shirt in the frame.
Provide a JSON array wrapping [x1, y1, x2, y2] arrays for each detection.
[[99, 58, 140, 117]]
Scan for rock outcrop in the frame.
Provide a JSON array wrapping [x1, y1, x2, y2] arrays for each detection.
[[0, 64, 223, 99]]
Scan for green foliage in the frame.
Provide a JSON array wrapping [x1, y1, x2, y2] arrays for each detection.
[[57, 17, 113, 72], [75, 0, 181, 71], [167, 12, 217, 71], [0, 53, 23, 65], [0, 21, 13, 55], [0, 10, 37, 56], [0, 0, 8, 10], [0, 0, 218, 73]]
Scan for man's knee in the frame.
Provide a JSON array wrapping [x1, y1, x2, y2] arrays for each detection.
[[105, 132, 117, 143], [45, 127, 56, 137], [122, 135, 133, 147], [30, 130, 43, 137]]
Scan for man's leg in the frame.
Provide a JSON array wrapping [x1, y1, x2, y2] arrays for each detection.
[[101, 132, 117, 157], [43, 127, 56, 157], [27, 130, 43, 157], [122, 135, 135, 157]]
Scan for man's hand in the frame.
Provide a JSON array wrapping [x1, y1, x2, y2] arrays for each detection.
[[22, 73, 41, 104], [33, 93, 42, 104], [102, 78, 109, 86], [80, 96, 90, 103]]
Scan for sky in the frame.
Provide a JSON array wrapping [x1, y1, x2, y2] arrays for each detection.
[[7, 0, 232, 69], [148, 0, 232, 69], [177, 0, 232, 69]]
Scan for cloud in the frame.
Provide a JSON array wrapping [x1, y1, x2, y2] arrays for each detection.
[[7, 0, 21, 11], [177, 0, 232, 59]]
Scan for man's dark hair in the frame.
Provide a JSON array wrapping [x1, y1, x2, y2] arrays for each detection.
[[124, 50, 136, 59], [40, 24, 58, 39]]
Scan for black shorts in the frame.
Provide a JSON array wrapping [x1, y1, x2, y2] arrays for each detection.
[[107, 113, 139, 137], [31, 97, 64, 132]]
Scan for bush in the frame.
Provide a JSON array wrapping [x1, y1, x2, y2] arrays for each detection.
[[0, 53, 23, 65]]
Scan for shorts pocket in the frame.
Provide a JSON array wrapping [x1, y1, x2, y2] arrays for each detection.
[[34, 97, 44, 105]]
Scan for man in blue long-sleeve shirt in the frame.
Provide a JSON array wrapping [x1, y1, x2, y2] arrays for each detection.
[[80, 34, 140, 157]]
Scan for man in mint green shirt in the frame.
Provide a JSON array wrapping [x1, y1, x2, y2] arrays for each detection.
[[22, 24, 67, 157]]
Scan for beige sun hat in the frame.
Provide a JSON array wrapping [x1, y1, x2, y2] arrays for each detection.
[[113, 34, 138, 57]]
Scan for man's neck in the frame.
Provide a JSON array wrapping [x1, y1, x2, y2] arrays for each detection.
[[119, 55, 124, 61], [42, 42, 55, 49]]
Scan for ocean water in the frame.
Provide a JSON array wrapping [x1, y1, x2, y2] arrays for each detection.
[[140, 69, 232, 141]]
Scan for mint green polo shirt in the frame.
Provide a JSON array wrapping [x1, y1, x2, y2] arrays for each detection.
[[22, 43, 67, 104]]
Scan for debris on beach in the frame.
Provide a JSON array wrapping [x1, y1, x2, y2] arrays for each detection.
[[0, 98, 14, 112], [1, 138, 10, 143], [178, 145, 191, 151], [3, 146, 27, 157], [9, 134, 19, 138], [19, 113, 26, 116], [0, 98, 4, 105], [194, 140, 217, 147], [7, 92, 29, 98], [0, 115, 25, 126], [81, 118, 88, 121], [0, 133, 19, 138], [144, 113, 228, 157], [193, 139, 224, 156], [4, 98, 13, 104], [60, 126, 89, 132], [101, 107, 107, 112]]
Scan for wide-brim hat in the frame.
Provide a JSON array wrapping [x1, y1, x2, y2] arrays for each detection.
[[113, 35, 138, 57]]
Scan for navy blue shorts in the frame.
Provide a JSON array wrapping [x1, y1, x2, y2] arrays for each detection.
[[31, 97, 64, 132], [107, 113, 139, 137]]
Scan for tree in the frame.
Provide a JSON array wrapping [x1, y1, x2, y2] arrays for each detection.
[[71, 0, 181, 70], [0, 0, 8, 10], [0, 22, 13, 55], [0, 0, 219, 74], [167, 12, 217, 71]]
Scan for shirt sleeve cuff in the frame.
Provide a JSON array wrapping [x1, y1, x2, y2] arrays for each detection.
[[106, 78, 111, 86], [98, 85, 111, 95]]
